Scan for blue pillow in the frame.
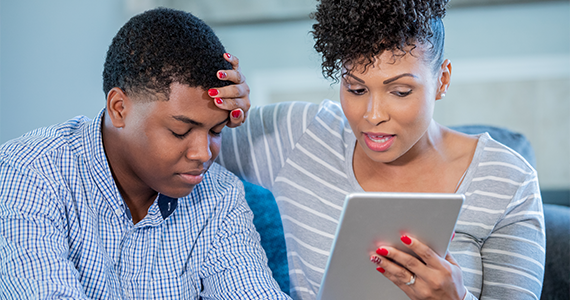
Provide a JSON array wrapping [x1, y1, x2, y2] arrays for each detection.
[[451, 125, 536, 168], [242, 180, 290, 295]]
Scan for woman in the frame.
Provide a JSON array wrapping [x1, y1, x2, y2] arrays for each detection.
[[212, 0, 544, 299]]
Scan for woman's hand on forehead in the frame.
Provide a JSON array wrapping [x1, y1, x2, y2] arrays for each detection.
[[209, 53, 250, 128]]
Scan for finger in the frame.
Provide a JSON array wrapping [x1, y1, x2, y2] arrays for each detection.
[[217, 53, 245, 83], [399, 235, 444, 269], [374, 247, 421, 287], [226, 109, 245, 128], [213, 82, 249, 102], [217, 68, 245, 84], [370, 255, 382, 266], [210, 87, 250, 114], [224, 52, 239, 70], [212, 96, 250, 115]]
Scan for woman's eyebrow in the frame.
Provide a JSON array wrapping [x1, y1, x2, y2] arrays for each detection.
[[343, 73, 365, 84], [383, 73, 417, 84]]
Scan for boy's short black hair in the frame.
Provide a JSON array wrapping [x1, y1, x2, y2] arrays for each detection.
[[103, 8, 231, 100], [312, 0, 449, 81]]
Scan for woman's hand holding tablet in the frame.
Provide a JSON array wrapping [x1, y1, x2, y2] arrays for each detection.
[[371, 234, 467, 300]]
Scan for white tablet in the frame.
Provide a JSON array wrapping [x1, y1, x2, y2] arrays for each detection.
[[316, 192, 464, 300]]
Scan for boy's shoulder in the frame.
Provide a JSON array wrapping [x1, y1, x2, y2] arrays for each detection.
[[0, 115, 93, 169]]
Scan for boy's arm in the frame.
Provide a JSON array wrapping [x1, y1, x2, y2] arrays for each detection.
[[0, 161, 88, 299], [198, 180, 291, 300]]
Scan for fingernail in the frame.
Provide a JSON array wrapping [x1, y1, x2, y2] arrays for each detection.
[[215, 98, 223, 105], [231, 110, 241, 119], [218, 71, 227, 79], [376, 267, 385, 273], [208, 89, 218, 97], [401, 235, 412, 245], [376, 248, 389, 256], [370, 256, 381, 264], [452, 232, 455, 240], [225, 53, 232, 59]]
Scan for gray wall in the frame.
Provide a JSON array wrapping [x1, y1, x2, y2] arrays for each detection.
[[0, 0, 125, 143], [1, 1, 568, 190]]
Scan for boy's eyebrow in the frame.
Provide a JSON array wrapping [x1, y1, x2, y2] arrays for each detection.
[[172, 115, 201, 126], [172, 115, 230, 127], [383, 73, 417, 84]]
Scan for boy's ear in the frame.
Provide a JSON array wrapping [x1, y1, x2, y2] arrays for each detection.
[[436, 59, 452, 100], [106, 87, 129, 128]]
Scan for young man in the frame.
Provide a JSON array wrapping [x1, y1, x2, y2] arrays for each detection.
[[0, 8, 289, 299]]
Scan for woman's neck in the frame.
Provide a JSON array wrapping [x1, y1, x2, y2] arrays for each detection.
[[352, 121, 473, 193]]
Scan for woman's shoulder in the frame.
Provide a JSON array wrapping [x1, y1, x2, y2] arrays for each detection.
[[460, 132, 540, 207], [473, 133, 536, 175]]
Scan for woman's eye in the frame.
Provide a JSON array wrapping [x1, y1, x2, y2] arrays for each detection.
[[348, 88, 366, 95], [210, 130, 222, 137], [392, 90, 412, 97]]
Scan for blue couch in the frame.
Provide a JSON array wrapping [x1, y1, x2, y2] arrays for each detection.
[[243, 125, 570, 299]]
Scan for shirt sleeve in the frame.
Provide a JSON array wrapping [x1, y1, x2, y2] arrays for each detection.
[[477, 174, 545, 299], [217, 101, 319, 190], [198, 180, 291, 300], [0, 161, 89, 299]]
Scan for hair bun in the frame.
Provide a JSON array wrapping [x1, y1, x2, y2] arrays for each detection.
[[312, 0, 449, 81]]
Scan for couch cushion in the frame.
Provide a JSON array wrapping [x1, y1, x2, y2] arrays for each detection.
[[243, 180, 289, 295], [451, 124, 536, 168], [541, 204, 570, 300]]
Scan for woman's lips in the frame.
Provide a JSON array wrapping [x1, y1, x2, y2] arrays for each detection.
[[363, 133, 395, 152]]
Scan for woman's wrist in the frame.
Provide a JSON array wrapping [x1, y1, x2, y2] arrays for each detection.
[[462, 289, 474, 300]]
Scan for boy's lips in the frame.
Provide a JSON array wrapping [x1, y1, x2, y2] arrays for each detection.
[[178, 169, 205, 185]]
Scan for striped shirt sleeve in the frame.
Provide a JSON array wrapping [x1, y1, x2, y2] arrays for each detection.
[[218, 102, 320, 190], [452, 137, 545, 300]]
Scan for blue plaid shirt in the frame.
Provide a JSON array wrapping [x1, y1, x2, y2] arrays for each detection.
[[0, 109, 290, 299]]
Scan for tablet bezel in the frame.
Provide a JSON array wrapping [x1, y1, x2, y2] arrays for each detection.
[[316, 192, 464, 300]]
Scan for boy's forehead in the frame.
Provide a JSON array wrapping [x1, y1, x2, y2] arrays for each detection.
[[167, 83, 208, 103], [160, 83, 227, 124]]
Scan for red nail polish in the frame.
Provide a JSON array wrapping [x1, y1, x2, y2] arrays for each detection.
[[401, 235, 412, 245], [452, 232, 456, 240], [225, 53, 232, 59], [376, 248, 389, 256], [231, 110, 241, 119], [218, 71, 227, 79], [370, 256, 381, 264], [208, 89, 218, 97], [376, 267, 385, 273], [215, 98, 223, 105]]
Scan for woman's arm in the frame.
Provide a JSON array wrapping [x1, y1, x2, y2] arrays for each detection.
[[217, 102, 319, 190], [476, 177, 545, 299]]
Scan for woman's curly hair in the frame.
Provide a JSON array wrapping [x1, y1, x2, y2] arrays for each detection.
[[103, 8, 231, 100], [312, 0, 449, 81]]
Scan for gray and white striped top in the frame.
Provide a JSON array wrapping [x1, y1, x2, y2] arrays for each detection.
[[218, 100, 545, 300]]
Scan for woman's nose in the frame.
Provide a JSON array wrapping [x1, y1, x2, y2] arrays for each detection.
[[363, 96, 389, 125]]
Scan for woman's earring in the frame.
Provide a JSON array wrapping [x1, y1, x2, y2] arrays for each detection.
[[440, 93, 446, 98]]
